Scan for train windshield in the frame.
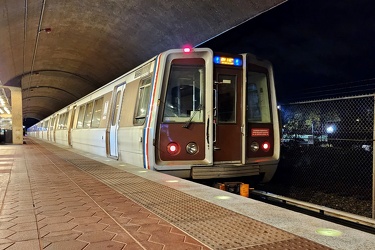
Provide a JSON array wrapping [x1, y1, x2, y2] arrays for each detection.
[[163, 63, 205, 123], [247, 71, 271, 123]]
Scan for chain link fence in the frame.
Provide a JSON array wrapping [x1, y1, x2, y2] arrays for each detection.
[[263, 95, 374, 218]]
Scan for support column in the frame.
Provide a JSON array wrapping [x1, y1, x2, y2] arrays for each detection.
[[372, 95, 375, 219], [1, 87, 23, 144]]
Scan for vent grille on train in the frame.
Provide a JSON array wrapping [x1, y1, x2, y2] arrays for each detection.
[[134, 63, 151, 79]]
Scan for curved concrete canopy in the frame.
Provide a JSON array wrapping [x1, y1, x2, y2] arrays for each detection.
[[0, 0, 285, 121]]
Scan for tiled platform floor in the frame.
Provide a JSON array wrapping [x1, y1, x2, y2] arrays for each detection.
[[1, 138, 374, 249], [0, 140, 210, 250]]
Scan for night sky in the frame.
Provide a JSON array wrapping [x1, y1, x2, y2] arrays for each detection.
[[200, 0, 375, 103]]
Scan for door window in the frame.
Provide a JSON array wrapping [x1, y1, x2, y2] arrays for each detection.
[[218, 75, 236, 123], [134, 78, 152, 125], [91, 97, 103, 128], [112, 91, 121, 126]]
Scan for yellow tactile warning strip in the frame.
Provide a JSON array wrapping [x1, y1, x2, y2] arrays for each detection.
[[0, 138, 332, 250]]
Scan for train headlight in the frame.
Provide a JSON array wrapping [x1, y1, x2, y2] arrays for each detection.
[[167, 142, 180, 155], [186, 142, 198, 155], [250, 142, 259, 152]]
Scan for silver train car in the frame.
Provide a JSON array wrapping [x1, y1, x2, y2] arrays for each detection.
[[27, 48, 280, 182]]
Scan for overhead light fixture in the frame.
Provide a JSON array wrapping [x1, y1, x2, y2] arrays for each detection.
[[4, 107, 10, 114], [0, 88, 10, 108], [39, 27, 52, 33]]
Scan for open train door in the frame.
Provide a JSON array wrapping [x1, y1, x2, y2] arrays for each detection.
[[107, 83, 126, 158]]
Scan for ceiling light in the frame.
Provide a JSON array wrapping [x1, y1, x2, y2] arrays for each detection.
[[39, 27, 52, 33]]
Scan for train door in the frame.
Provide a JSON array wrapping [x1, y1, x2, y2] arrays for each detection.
[[47, 116, 54, 141], [108, 83, 126, 158], [68, 106, 76, 146], [47, 119, 51, 141], [213, 67, 243, 163], [52, 115, 57, 142], [245, 58, 277, 161]]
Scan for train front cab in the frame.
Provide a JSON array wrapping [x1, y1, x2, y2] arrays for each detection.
[[153, 49, 279, 182]]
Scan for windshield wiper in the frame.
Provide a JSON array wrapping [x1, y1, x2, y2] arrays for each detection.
[[182, 104, 202, 129]]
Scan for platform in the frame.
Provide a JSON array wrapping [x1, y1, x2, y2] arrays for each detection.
[[0, 137, 374, 249]]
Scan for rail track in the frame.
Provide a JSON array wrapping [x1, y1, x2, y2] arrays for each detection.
[[250, 189, 375, 234]]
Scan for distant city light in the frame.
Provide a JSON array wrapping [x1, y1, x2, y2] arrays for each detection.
[[326, 126, 335, 133]]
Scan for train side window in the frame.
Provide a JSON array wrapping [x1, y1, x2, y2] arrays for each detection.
[[83, 101, 94, 128], [43, 121, 48, 131], [57, 114, 62, 129], [91, 97, 103, 128], [58, 113, 66, 130], [247, 72, 271, 123], [50, 117, 55, 131], [134, 77, 152, 125], [76, 105, 86, 129], [62, 112, 69, 130]]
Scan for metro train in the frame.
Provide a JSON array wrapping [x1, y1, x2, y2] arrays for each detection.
[[27, 47, 280, 182]]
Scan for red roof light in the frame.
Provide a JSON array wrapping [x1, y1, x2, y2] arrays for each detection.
[[182, 45, 193, 54]]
